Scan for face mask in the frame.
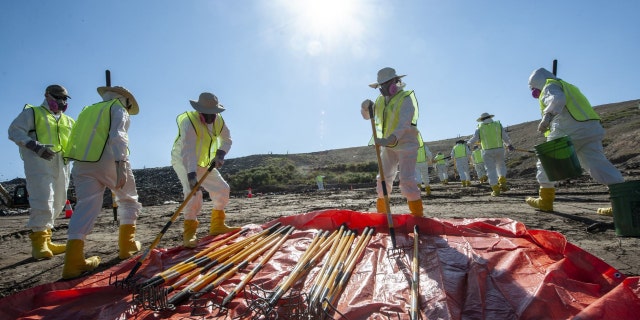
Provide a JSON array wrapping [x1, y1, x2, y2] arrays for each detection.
[[379, 79, 399, 97], [531, 88, 541, 99], [199, 113, 216, 124], [47, 97, 67, 113]]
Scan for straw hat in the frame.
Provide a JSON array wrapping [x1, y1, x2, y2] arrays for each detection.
[[97, 86, 139, 115], [477, 112, 494, 122], [189, 92, 225, 114], [369, 67, 406, 88]]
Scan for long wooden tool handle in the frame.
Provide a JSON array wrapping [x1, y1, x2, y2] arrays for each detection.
[[368, 102, 396, 248]]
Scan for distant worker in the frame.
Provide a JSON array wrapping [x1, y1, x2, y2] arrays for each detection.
[[415, 144, 433, 195], [450, 140, 472, 187], [467, 112, 514, 196], [527, 68, 624, 214], [360, 67, 424, 217], [61, 85, 142, 279], [471, 145, 488, 183], [316, 175, 325, 191], [433, 152, 448, 184], [8, 85, 74, 260], [171, 92, 239, 248]]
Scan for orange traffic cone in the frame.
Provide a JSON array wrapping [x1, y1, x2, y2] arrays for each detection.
[[247, 187, 253, 198], [64, 200, 73, 218]]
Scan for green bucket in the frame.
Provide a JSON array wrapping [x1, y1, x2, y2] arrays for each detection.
[[609, 180, 640, 237], [534, 136, 582, 181]]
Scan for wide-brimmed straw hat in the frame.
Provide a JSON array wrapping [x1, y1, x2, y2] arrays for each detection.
[[97, 86, 139, 115], [477, 112, 494, 122], [368, 67, 406, 88], [189, 92, 225, 114]]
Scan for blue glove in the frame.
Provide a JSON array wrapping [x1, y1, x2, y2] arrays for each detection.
[[507, 145, 515, 152]]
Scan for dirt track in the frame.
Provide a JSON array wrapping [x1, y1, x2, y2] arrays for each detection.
[[2, 176, 639, 299]]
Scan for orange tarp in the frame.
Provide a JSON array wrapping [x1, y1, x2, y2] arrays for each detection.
[[1, 209, 640, 319]]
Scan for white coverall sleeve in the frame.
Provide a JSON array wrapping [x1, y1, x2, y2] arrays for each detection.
[[466, 129, 480, 147], [217, 122, 232, 155], [501, 125, 513, 146], [177, 117, 199, 173], [109, 105, 131, 162], [541, 83, 566, 116], [8, 108, 36, 147], [424, 145, 433, 161]]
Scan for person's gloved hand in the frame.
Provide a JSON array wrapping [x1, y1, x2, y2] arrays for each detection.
[[187, 171, 199, 191], [538, 113, 553, 133], [213, 150, 226, 168], [507, 145, 515, 152], [115, 161, 127, 189], [25, 140, 55, 160], [360, 99, 374, 118], [375, 134, 397, 147]]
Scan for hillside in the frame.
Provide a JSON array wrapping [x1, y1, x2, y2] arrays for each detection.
[[1, 99, 639, 209]]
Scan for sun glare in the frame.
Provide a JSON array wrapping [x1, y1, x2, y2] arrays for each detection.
[[282, 0, 364, 55]]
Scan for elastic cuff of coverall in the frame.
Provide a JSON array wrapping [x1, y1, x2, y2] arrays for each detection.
[[67, 234, 86, 241]]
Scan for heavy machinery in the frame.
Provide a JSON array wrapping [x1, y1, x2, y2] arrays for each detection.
[[0, 183, 29, 208]]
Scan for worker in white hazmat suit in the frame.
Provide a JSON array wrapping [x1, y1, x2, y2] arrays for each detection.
[[467, 112, 514, 196], [8, 85, 74, 259], [471, 145, 488, 183], [361, 67, 424, 217], [61, 86, 142, 279], [415, 144, 433, 196], [171, 92, 238, 248], [527, 68, 624, 214], [433, 152, 448, 184], [451, 140, 472, 187]]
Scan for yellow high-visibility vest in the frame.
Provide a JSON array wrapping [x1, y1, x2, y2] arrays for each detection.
[[64, 99, 121, 162], [478, 121, 504, 150], [453, 144, 468, 159], [539, 79, 600, 136], [472, 149, 484, 164], [24, 104, 74, 154], [174, 111, 225, 168]]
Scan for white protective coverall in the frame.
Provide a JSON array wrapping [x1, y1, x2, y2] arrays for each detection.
[[415, 144, 433, 186], [361, 91, 421, 201], [450, 143, 471, 182], [171, 115, 232, 220], [67, 93, 141, 240], [8, 100, 71, 231], [528, 68, 624, 188], [467, 119, 512, 186]]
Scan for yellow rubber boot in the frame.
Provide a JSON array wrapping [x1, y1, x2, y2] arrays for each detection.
[[183, 219, 199, 248], [45, 229, 66, 255], [118, 224, 141, 259], [408, 199, 424, 217], [209, 210, 240, 236], [62, 239, 100, 279], [29, 231, 53, 260], [490, 185, 501, 197], [481, 175, 488, 183], [443, 179, 448, 185], [498, 176, 509, 191], [526, 187, 555, 212], [425, 185, 431, 196], [376, 198, 386, 213], [597, 207, 613, 216]]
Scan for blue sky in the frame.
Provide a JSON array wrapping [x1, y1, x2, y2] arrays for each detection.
[[2, 0, 638, 180]]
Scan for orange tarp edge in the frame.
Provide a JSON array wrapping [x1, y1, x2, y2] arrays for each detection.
[[1, 209, 640, 319]]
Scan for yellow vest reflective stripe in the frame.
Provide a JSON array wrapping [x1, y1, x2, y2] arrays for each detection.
[[434, 154, 446, 165], [478, 121, 503, 150], [539, 79, 600, 121], [472, 149, 484, 163], [453, 144, 467, 158], [64, 99, 120, 162], [174, 111, 224, 168], [24, 105, 74, 153]]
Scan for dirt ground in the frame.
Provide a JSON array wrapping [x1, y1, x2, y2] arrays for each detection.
[[2, 175, 639, 299]]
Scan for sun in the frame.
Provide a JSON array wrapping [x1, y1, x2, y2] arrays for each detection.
[[278, 0, 366, 55]]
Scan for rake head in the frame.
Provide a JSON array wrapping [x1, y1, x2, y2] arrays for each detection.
[[109, 272, 143, 292], [190, 289, 230, 318], [133, 285, 174, 311]]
